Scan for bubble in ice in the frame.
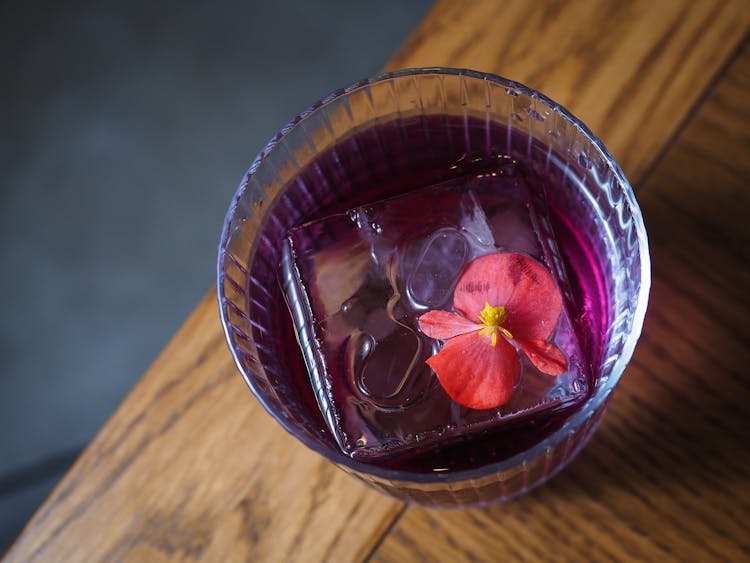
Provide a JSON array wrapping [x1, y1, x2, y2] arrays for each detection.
[[406, 228, 469, 310]]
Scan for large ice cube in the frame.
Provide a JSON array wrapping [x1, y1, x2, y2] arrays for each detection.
[[281, 164, 588, 459]]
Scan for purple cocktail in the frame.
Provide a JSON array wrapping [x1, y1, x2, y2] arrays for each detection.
[[218, 70, 649, 505]]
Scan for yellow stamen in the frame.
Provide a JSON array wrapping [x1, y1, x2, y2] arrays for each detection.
[[477, 301, 513, 347]]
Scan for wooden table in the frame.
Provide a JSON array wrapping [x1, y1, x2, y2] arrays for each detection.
[[6, 1, 750, 561]]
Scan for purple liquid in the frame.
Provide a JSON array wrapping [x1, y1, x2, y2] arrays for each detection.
[[283, 166, 590, 460], [247, 114, 609, 472]]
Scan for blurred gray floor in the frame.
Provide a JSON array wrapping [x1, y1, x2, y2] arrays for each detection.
[[0, 0, 433, 551]]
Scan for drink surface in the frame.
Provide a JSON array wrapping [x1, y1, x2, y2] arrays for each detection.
[[252, 114, 609, 472], [283, 164, 589, 460]]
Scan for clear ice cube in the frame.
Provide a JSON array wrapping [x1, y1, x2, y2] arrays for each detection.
[[282, 164, 588, 459]]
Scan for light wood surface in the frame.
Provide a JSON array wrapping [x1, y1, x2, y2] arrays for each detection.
[[5, 1, 750, 561], [372, 41, 750, 563], [387, 0, 749, 181]]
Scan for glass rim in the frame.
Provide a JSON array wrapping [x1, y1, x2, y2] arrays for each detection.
[[217, 67, 651, 485]]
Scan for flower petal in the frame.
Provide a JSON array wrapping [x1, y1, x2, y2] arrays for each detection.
[[515, 338, 567, 376], [418, 310, 479, 340], [426, 332, 519, 409], [453, 253, 562, 340]]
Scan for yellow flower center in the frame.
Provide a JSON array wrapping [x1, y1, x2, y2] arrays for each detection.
[[477, 302, 513, 347]]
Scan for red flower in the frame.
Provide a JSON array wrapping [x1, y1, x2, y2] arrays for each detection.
[[418, 253, 567, 410]]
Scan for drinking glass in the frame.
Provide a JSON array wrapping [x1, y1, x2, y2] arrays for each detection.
[[217, 69, 650, 506]]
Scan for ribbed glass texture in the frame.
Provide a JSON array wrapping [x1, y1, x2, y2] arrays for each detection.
[[217, 69, 650, 506]]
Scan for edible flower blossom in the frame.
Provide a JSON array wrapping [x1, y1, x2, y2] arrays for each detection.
[[418, 252, 567, 409]]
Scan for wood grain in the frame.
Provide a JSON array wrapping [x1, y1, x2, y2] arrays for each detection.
[[5, 1, 750, 561], [371, 40, 750, 563], [4, 295, 402, 562], [387, 0, 750, 183]]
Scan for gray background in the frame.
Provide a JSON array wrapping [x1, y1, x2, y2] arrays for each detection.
[[0, 0, 433, 551]]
